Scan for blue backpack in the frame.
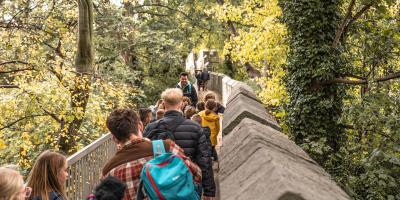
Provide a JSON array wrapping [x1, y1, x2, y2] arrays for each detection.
[[136, 140, 200, 200]]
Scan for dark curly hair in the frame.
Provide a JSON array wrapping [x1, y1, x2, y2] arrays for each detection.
[[106, 109, 140, 141], [94, 176, 126, 200]]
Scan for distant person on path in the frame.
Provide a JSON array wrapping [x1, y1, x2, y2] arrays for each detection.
[[199, 100, 220, 161], [143, 88, 216, 199], [195, 70, 203, 91], [0, 165, 31, 200], [102, 108, 202, 200], [201, 69, 210, 91], [27, 150, 68, 200], [176, 72, 198, 106]]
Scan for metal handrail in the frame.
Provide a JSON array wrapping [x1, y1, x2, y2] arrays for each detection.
[[66, 133, 117, 199]]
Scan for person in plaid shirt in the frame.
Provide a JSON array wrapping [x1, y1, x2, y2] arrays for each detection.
[[102, 109, 202, 200]]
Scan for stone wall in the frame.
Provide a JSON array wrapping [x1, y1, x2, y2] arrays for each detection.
[[208, 72, 349, 200]]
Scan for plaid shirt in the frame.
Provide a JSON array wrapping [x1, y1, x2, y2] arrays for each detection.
[[104, 138, 202, 200]]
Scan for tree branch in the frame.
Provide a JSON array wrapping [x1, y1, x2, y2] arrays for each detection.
[[0, 114, 47, 131], [374, 72, 400, 83], [0, 61, 35, 74], [333, 0, 356, 48], [132, 3, 192, 20], [0, 85, 20, 88], [43, 39, 65, 59], [324, 71, 400, 85], [0, 68, 35, 74], [0, 60, 29, 66], [347, 3, 374, 29], [341, 3, 374, 43]]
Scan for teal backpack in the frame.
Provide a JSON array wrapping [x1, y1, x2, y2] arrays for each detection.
[[136, 140, 200, 200]]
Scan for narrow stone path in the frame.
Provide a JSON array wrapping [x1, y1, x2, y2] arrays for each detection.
[[198, 89, 222, 200]]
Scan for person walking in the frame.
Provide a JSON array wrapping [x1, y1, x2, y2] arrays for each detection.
[[176, 72, 198, 106], [201, 69, 210, 91], [195, 70, 203, 91], [143, 88, 216, 199], [103, 108, 202, 200], [199, 100, 220, 161]]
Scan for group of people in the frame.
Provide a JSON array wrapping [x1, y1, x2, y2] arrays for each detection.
[[1, 151, 69, 200], [0, 71, 224, 200], [195, 69, 210, 92]]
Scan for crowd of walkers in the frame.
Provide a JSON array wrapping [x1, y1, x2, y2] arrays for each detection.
[[1, 71, 226, 200]]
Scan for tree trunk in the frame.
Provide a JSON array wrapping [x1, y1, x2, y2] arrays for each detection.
[[279, 0, 345, 171], [59, 0, 94, 154]]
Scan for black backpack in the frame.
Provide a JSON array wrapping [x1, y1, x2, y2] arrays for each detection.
[[145, 117, 186, 141]]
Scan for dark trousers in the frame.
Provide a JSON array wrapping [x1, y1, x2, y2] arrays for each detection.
[[202, 80, 208, 91], [197, 80, 203, 91], [212, 146, 218, 161]]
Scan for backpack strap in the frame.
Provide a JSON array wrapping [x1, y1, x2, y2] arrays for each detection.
[[152, 140, 166, 157], [136, 180, 145, 200]]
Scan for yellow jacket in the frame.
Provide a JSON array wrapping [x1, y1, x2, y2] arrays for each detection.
[[199, 110, 220, 146]]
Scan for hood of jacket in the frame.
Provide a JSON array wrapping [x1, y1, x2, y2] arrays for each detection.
[[199, 110, 219, 122]]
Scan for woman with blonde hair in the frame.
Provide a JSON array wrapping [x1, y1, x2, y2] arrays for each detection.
[[0, 165, 31, 200], [27, 150, 68, 200]]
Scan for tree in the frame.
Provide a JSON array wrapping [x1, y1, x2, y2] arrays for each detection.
[[278, 0, 346, 170], [58, 0, 94, 153], [0, 0, 139, 171]]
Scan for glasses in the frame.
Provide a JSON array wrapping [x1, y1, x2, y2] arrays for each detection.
[[24, 186, 32, 198]]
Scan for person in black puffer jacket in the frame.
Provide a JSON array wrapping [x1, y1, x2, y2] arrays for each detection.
[[143, 88, 216, 198]]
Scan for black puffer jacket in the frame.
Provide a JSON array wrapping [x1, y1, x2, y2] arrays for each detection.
[[143, 110, 215, 197]]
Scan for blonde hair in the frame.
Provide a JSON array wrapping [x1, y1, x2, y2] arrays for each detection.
[[27, 150, 67, 200], [161, 88, 183, 106], [0, 166, 24, 200]]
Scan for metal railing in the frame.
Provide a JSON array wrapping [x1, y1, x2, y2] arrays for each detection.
[[66, 133, 117, 199]]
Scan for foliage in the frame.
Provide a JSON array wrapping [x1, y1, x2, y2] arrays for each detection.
[[279, 0, 346, 167], [211, 0, 289, 124], [1, 0, 399, 198], [277, 0, 400, 198], [340, 83, 400, 199]]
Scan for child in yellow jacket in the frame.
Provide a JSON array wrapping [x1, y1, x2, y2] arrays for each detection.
[[199, 99, 220, 161]]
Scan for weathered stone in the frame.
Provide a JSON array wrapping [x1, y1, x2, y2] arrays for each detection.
[[222, 77, 239, 106], [220, 119, 316, 179], [222, 94, 281, 135], [226, 82, 258, 105], [219, 119, 349, 200]]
